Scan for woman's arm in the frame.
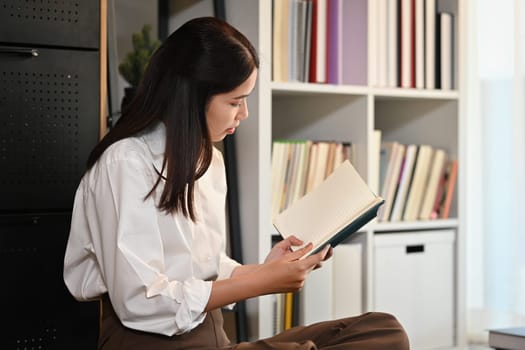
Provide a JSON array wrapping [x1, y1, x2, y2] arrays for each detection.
[[205, 240, 330, 311]]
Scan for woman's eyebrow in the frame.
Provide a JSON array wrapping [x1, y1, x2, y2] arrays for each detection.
[[233, 89, 255, 99], [232, 94, 249, 99]]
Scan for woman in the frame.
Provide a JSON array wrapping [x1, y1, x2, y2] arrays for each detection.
[[64, 17, 409, 350]]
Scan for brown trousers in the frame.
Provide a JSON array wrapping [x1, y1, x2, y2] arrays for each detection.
[[98, 295, 409, 350]]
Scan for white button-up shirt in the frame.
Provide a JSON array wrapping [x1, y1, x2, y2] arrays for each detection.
[[63, 122, 240, 336]]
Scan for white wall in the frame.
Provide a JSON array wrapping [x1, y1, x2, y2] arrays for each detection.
[[108, 0, 158, 119]]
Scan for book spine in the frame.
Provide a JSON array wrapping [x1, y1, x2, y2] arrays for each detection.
[[425, 0, 436, 89], [440, 159, 457, 218], [439, 12, 453, 90], [339, 0, 368, 85], [386, 0, 398, 87], [415, 0, 425, 89], [400, 0, 413, 88]]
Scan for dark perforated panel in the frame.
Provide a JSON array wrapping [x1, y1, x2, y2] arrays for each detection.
[[0, 47, 99, 211], [0, 213, 99, 349], [1, 71, 81, 185], [0, 0, 100, 49]]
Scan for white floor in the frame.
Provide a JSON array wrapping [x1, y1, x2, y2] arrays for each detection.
[[468, 346, 492, 350]]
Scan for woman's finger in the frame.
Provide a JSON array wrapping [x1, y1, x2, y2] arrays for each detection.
[[323, 246, 334, 261], [286, 242, 313, 261], [286, 235, 304, 246], [302, 245, 330, 269]]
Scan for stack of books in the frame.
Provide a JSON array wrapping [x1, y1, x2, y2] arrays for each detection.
[[272, 0, 455, 90], [271, 139, 354, 219], [377, 142, 457, 222], [488, 327, 525, 350]]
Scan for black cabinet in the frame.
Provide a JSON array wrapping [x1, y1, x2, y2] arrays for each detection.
[[0, 1, 102, 348], [1, 213, 99, 349], [0, 47, 99, 211], [0, 1, 100, 49]]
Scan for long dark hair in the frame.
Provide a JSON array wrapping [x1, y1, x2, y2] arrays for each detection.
[[87, 17, 259, 220]]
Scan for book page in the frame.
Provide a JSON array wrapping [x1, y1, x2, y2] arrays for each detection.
[[273, 160, 380, 249]]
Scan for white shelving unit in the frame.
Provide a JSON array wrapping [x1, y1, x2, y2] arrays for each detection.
[[226, 0, 466, 348]]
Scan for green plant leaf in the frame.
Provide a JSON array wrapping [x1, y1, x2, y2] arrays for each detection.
[[119, 24, 161, 86]]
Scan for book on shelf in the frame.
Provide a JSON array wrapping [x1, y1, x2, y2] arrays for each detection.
[[368, 0, 458, 90], [291, 0, 303, 81], [400, 0, 414, 88], [310, 141, 331, 191], [289, 0, 297, 82], [438, 159, 458, 219], [438, 11, 454, 90], [273, 293, 284, 333], [376, 0, 387, 87], [291, 141, 311, 208], [374, 0, 394, 87], [287, 0, 313, 82], [271, 139, 353, 218], [425, 0, 437, 89], [284, 291, 294, 329], [272, 0, 456, 88], [488, 327, 525, 350], [415, 0, 425, 89], [270, 141, 288, 218], [271, 0, 369, 85], [429, 158, 457, 219], [303, 0, 313, 82], [378, 142, 405, 221], [368, 0, 378, 86], [403, 144, 433, 221], [326, 0, 340, 84], [309, 0, 327, 83], [386, 0, 398, 87], [271, 234, 300, 332], [390, 144, 418, 221], [419, 148, 447, 219], [273, 159, 384, 258], [370, 129, 382, 195], [376, 141, 457, 222], [341, 0, 367, 85], [272, 0, 289, 82], [378, 142, 396, 200]]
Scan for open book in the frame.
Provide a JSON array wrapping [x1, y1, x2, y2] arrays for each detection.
[[273, 159, 384, 259]]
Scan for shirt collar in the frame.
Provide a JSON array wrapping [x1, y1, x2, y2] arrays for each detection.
[[142, 121, 166, 157]]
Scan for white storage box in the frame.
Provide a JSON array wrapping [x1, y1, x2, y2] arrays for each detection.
[[300, 243, 362, 325], [373, 230, 455, 350]]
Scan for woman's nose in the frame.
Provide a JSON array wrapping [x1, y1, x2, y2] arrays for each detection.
[[238, 100, 249, 120]]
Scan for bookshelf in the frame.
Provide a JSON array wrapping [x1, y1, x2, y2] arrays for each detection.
[[226, 0, 466, 348]]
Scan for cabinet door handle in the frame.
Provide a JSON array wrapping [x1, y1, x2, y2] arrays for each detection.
[[0, 47, 39, 57], [406, 244, 425, 254]]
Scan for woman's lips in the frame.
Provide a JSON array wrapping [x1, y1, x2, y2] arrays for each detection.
[[226, 124, 239, 134]]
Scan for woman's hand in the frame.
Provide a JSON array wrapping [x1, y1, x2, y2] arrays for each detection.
[[256, 243, 332, 294], [207, 242, 332, 310], [313, 245, 334, 270], [264, 234, 334, 267], [264, 235, 304, 263]]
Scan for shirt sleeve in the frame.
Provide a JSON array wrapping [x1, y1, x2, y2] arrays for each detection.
[[63, 185, 108, 300], [217, 252, 241, 311], [85, 152, 211, 336], [218, 252, 241, 280]]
